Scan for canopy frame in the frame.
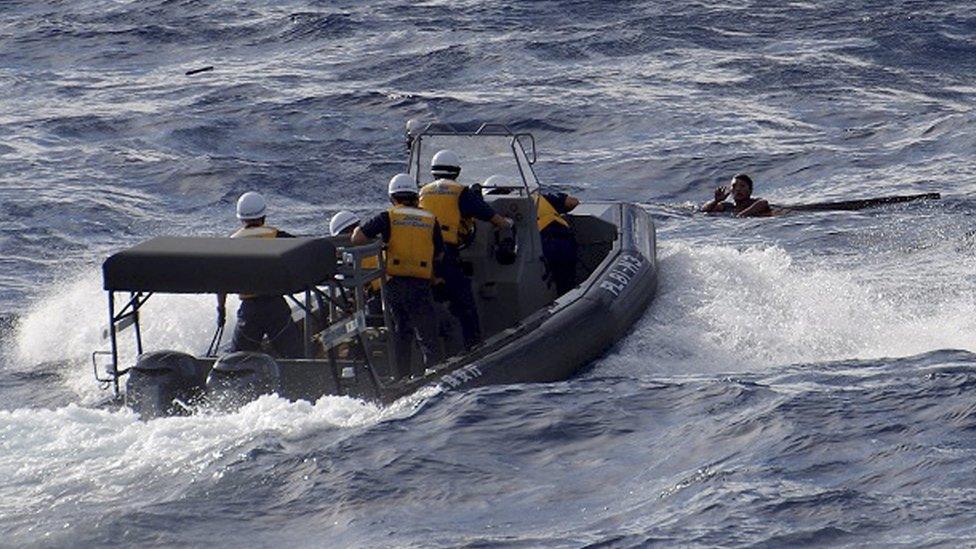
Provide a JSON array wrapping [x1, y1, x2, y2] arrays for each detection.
[[94, 238, 387, 400], [406, 123, 542, 195]]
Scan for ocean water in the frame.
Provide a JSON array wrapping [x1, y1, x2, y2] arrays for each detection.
[[2, 0, 976, 546]]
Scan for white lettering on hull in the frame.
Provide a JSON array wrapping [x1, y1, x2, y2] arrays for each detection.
[[599, 253, 644, 297], [438, 363, 484, 391]]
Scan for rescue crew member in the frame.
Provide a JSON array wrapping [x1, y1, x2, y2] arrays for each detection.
[[329, 210, 360, 238], [330, 210, 382, 292], [351, 174, 444, 379], [700, 173, 771, 217], [217, 191, 304, 358], [419, 149, 513, 350], [535, 190, 580, 295]]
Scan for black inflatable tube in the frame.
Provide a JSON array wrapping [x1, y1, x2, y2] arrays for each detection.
[[381, 203, 658, 402]]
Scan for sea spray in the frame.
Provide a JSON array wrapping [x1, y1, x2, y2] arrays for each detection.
[[0, 386, 437, 541], [12, 269, 241, 401], [600, 242, 976, 377]]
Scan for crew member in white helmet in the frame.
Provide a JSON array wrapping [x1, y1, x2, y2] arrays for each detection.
[[419, 149, 513, 350], [330, 210, 382, 310], [352, 174, 444, 378], [329, 210, 360, 238], [217, 191, 303, 358]]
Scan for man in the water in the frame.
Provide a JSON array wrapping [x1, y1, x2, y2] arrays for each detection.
[[700, 173, 771, 217]]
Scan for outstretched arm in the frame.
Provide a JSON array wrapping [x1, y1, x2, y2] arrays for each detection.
[[735, 199, 771, 218], [353, 212, 390, 245], [351, 226, 370, 245], [461, 187, 513, 229], [701, 186, 730, 212], [489, 213, 514, 229]]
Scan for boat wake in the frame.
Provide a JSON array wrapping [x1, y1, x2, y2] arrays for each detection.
[[0, 381, 436, 543], [12, 269, 242, 404], [11, 230, 976, 403], [598, 241, 976, 378]]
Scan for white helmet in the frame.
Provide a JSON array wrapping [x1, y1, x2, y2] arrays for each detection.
[[236, 191, 267, 220], [329, 210, 360, 236], [388, 173, 418, 196], [405, 118, 426, 137], [483, 174, 513, 188], [431, 149, 461, 178]]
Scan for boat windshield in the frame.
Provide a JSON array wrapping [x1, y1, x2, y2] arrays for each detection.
[[409, 134, 539, 193]]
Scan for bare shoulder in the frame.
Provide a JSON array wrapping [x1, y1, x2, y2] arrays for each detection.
[[738, 198, 772, 217], [703, 201, 731, 213]]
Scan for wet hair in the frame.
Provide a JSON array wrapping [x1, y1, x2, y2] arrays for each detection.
[[732, 173, 753, 191]]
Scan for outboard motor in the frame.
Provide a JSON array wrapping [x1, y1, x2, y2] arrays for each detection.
[[205, 352, 281, 411], [125, 351, 208, 419]]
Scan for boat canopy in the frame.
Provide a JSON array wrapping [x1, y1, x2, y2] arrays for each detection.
[[102, 236, 337, 294]]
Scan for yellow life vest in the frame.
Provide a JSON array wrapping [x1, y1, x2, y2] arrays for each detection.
[[386, 206, 436, 279], [419, 179, 470, 245], [361, 254, 382, 292], [534, 193, 570, 231], [231, 224, 279, 298], [230, 225, 279, 239]]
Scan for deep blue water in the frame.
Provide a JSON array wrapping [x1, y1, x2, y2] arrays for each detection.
[[2, 0, 976, 546]]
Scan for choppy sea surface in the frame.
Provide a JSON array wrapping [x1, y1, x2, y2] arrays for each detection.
[[2, 0, 976, 546]]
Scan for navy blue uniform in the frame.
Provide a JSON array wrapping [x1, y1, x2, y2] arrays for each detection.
[[458, 186, 498, 224], [439, 185, 496, 350], [361, 211, 444, 378], [540, 192, 579, 295], [229, 229, 304, 359], [232, 296, 304, 358]]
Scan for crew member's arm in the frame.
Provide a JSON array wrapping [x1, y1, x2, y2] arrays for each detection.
[[489, 213, 513, 229], [701, 186, 730, 213], [350, 228, 369, 246], [735, 199, 771, 218], [543, 192, 579, 214], [460, 187, 514, 229], [216, 293, 227, 326], [351, 212, 390, 245]]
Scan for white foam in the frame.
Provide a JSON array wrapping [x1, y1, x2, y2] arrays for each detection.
[[14, 269, 233, 364], [10, 269, 239, 402], [602, 242, 976, 376], [0, 388, 435, 538], [2, 266, 444, 531], [2, 265, 442, 537]]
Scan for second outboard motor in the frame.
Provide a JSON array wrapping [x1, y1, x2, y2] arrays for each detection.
[[126, 351, 208, 419], [205, 352, 281, 411]]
